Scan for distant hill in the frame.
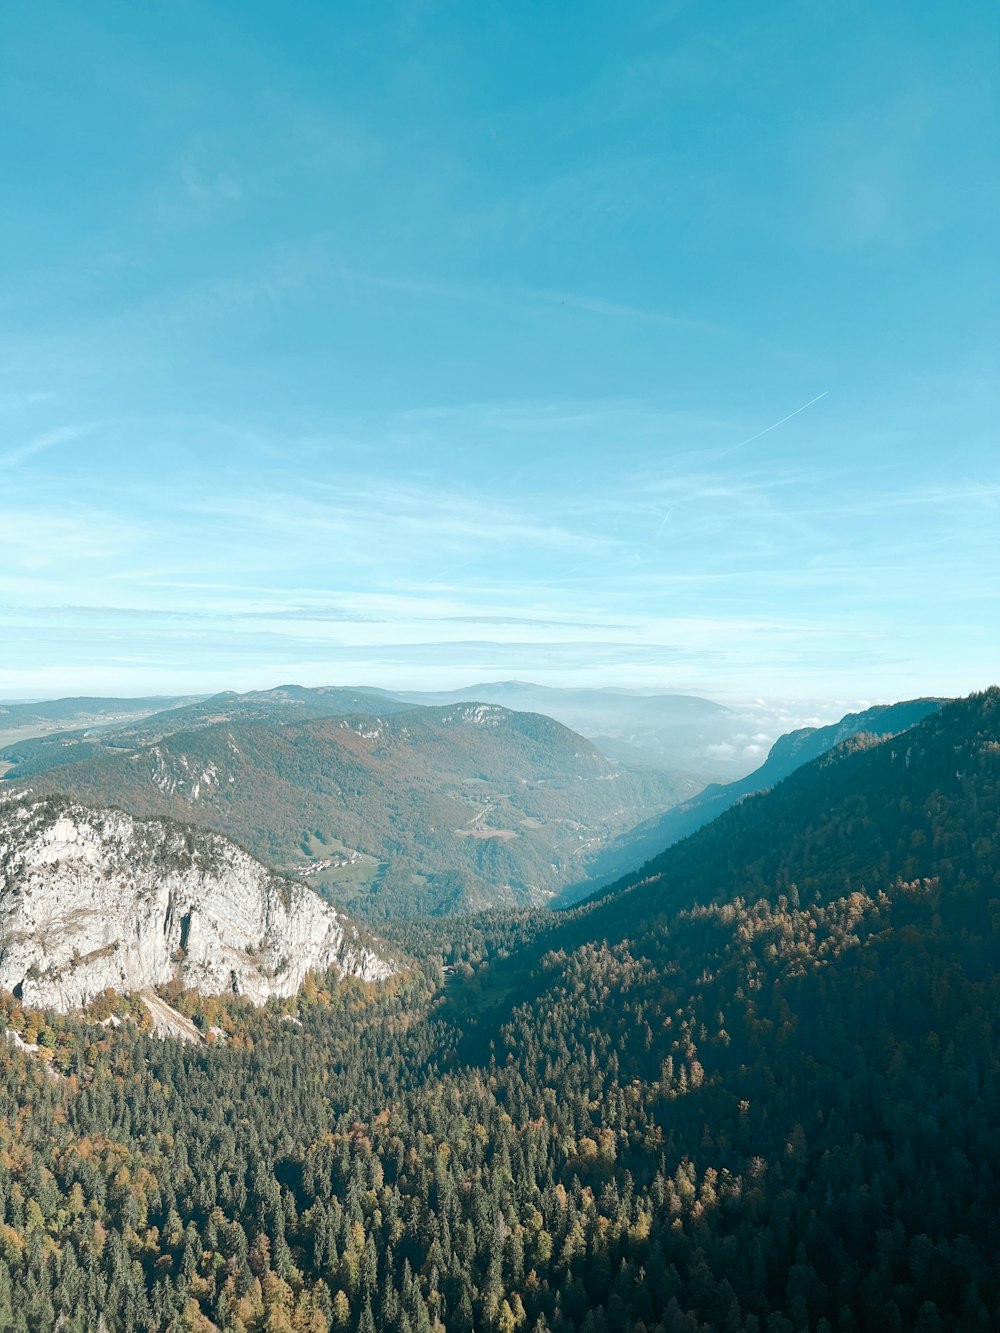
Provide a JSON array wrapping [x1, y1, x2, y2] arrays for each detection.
[[0, 694, 201, 727], [9, 699, 690, 919], [0, 687, 424, 778], [0, 685, 419, 780], [377, 679, 754, 777], [560, 695, 943, 900], [0, 694, 203, 774]]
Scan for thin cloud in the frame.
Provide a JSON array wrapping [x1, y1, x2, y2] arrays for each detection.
[[0, 423, 96, 471], [188, 485, 610, 557], [339, 266, 710, 332], [0, 389, 56, 415]]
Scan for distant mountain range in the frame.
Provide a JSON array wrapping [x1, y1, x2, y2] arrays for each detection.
[[374, 680, 750, 777], [0, 680, 826, 783], [2, 688, 693, 918], [1, 684, 947, 919], [0, 685, 414, 778]]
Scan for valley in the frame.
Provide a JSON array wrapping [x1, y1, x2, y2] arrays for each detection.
[[558, 694, 944, 901], [0, 695, 202, 752], [1, 689, 695, 919], [0, 687, 995, 1332]]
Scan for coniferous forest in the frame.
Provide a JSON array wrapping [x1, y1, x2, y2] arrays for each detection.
[[0, 691, 997, 1331]]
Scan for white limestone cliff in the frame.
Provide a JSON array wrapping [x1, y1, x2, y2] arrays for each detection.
[[0, 794, 398, 1011]]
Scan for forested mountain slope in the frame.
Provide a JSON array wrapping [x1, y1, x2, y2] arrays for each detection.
[[565, 695, 941, 898], [10, 704, 687, 919], [0, 690, 995, 1330], [575, 689, 986, 932]]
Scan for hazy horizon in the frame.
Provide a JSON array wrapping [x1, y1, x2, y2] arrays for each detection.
[[0, 676, 944, 778], [0, 653, 993, 714], [0, 670, 936, 716]]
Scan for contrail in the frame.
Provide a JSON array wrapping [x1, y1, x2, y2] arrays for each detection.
[[652, 390, 829, 540], [721, 389, 829, 457]]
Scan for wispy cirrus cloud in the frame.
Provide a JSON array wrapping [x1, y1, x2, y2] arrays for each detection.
[[0, 507, 141, 568], [338, 266, 713, 331], [0, 423, 96, 471], [184, 483, 614, 563]]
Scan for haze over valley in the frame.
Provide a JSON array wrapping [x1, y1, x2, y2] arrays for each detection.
[[1, 682, 942, 920]]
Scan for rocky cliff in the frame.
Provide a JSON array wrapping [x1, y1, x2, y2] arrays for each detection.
[[0, 793, 398, 1011]]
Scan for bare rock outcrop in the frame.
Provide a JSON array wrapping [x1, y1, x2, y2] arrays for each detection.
[[0, 793, 397, 1011]]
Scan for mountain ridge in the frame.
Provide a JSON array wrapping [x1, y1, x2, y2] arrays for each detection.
[[575, 688, 991, 933], [5, 702, 692, 918], [381, 679, 743, 776]]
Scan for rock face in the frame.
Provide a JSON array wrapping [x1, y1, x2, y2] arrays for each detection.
[[0, 794, 398, 1011]]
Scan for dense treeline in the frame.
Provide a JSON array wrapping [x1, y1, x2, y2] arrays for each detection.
[[0, 691, 997, 1330]]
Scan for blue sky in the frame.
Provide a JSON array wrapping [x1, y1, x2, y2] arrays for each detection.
[[1, 0, 997, 704]]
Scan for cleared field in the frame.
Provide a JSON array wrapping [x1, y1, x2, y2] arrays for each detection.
[[283, 833, 382, 904], [0, 723, 73, 750]]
